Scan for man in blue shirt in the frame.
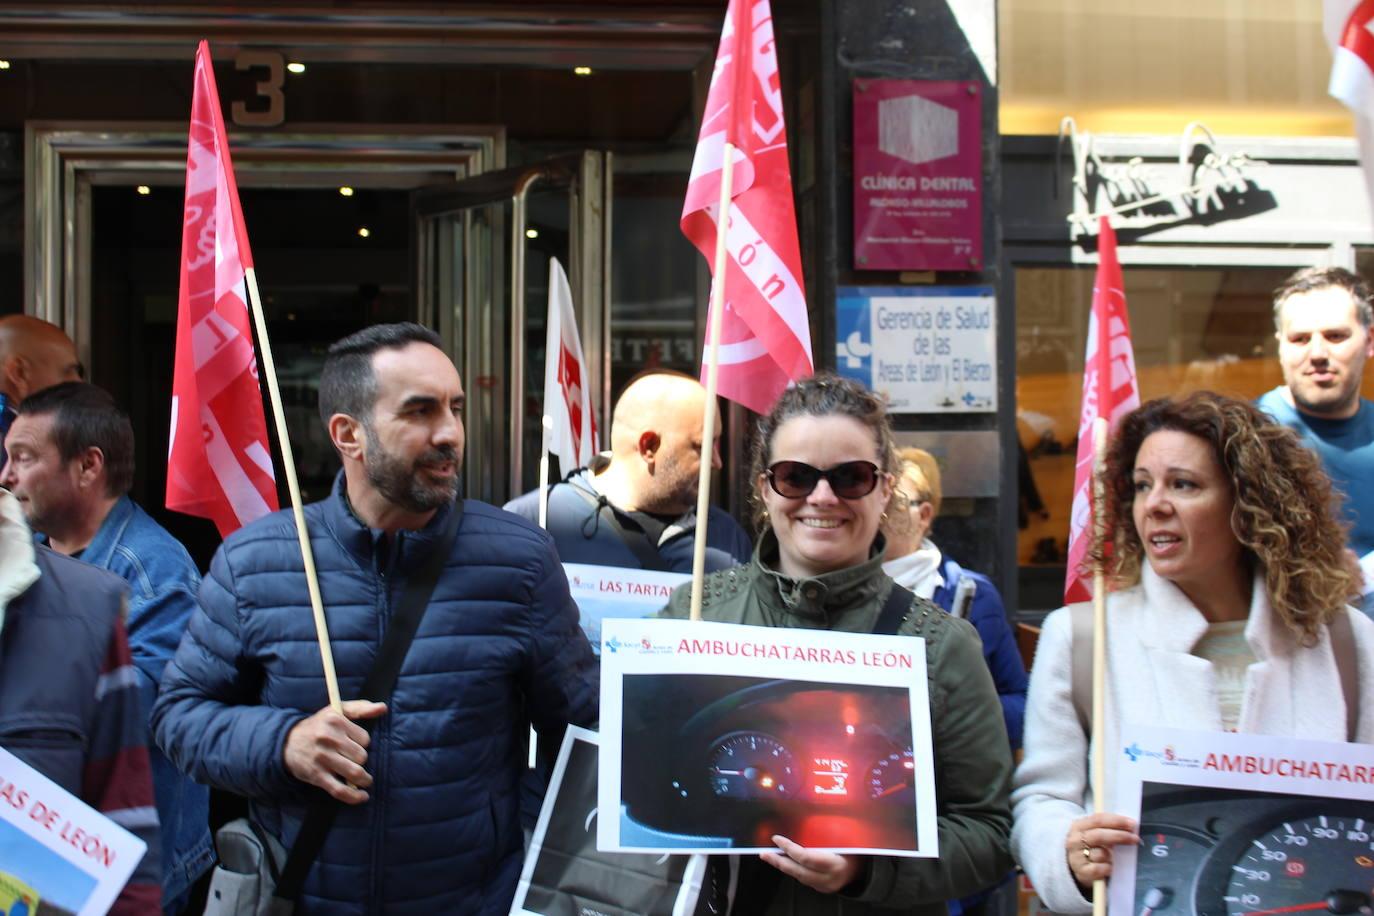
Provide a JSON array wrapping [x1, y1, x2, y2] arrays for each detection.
[[1, 381, 212, 912], [1257, 266, 1374, 615]]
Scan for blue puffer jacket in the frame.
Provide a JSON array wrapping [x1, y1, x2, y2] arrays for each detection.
[[152, 476, 599, 915]]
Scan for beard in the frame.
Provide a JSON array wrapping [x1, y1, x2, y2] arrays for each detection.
[[361, 424, 461, 513], [1290, 378, 1360, 417], [643, 451, 700, 515]]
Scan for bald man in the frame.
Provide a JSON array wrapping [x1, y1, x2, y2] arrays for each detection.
[[0, 315, 82, 460], [504, 370, 751, 573], [504, 371, 750, 843]]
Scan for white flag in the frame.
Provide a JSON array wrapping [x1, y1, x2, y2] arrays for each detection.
[[1326, 0, 1374, 220], [543, 257, 599, 474]]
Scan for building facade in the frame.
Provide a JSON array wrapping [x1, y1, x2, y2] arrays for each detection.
[[0, 1, 1363, 619]]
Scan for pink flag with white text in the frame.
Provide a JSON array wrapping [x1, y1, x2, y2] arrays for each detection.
[[1327, 0, 1374, 219], [167, 41, 278, 537], [681, 0, 813, 414], [1064, 219, 1139, 605]]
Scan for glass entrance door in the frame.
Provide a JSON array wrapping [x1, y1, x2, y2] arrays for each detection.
[[413, 151, 612, 506]]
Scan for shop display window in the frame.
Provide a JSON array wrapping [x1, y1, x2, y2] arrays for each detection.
[[1014, 265, 1330, 608]]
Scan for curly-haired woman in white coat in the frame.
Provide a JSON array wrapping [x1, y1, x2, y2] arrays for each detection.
[[1012, 391, 1374, 913]]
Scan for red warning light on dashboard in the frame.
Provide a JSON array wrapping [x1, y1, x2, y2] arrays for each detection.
[[1284, 860, 1305, 877]]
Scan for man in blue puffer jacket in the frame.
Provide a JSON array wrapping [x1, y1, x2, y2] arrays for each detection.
[[152, 323, 598, 915]]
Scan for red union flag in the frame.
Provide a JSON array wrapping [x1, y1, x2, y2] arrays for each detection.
[[1064, 219, 1139, 604], [681, 0, 813, 414], [544, 257, 599, 472], [1326, 0, 1374, 217], [166, 41, 278, 537]]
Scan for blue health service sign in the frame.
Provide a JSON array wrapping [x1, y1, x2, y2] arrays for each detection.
[[835, 286, 996, 413]]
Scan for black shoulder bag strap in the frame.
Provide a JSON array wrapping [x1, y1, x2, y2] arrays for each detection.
[[273, 497, 465, 903], [568, 483, 671, 572], [872, 583, 917, 636]]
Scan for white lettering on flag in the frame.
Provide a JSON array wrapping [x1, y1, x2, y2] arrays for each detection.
[[200, 406, 273, 526]]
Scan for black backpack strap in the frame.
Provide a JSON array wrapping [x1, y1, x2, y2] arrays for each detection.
[[568, 482, 671, 572], [274, 497, 465, 902], [872, 584, 916, 636]]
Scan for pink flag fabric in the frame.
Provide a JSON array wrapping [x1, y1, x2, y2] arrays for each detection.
[[167, 41, 278, 537], [543, 257, 599, 473], [1326, 0, 1374, 218], [681, 0, 813, 414], [1064, 219, 1140, 605]]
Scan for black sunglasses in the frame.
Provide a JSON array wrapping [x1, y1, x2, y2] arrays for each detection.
[[766, 460, 882, 500]]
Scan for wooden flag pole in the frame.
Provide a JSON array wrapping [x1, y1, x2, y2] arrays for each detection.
[[688, 142, 736, 622], [243, 266, 343, 713], [1089, 415, 1110, 916]]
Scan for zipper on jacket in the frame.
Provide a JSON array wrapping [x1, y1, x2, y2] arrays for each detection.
[[368, 534, 396, 911]]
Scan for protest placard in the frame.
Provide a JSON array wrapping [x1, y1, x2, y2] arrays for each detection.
[[511, 726, 707, 916], [1109, 725, 1374, 916], [597, 618, 937, 857], [563, 564, 690, 653], [0, 746, 147, 916]]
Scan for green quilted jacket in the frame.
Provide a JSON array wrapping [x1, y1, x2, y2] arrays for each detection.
[[660, 532, 1013, 916]]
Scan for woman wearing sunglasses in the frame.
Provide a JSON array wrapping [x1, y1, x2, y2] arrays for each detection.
[[661, 373, 1013, 916]]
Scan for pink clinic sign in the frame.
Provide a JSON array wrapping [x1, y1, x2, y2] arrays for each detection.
[[853, 79, 983, 272]]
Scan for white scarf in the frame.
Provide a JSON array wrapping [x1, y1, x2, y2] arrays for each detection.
[[881, 539, 944, 599], [0, 489, 40, 635]]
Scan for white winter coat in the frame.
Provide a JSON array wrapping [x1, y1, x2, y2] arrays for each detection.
[[1010, 564, 1374, 913]]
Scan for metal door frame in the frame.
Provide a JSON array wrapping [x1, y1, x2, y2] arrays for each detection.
[[25, 121, 504, 371], [412, 151, 613, 504]]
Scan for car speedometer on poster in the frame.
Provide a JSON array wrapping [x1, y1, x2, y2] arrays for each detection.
[[1110, 726, 1374, 916], [597, 619, 938, 857]]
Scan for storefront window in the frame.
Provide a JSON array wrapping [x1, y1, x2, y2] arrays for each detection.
[[609, 173, 701, 394], [1015, 264, 1301, 609], [1000, 1, 1345, 138], [1355, 247, 1374, 285]]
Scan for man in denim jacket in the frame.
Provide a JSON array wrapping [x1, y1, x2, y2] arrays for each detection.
[[2, 381, 213, 913]]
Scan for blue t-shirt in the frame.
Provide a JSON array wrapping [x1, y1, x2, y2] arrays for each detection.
[[1257, 386, 1374, 556]]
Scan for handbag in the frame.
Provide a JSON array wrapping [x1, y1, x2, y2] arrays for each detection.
[[203, 819, 292, 916], [204, 499, 464, 915]]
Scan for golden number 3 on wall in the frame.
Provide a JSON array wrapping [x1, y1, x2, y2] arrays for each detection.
[[232, 51, 285, 127]]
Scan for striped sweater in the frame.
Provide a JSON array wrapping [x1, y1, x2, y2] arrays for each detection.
[[0, 489, 161, 913], [93, 617, 162, 915]]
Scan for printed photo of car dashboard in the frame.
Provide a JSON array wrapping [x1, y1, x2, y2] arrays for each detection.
[[1134, 783, 1374, 916], [620, 675, 917, 850]]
